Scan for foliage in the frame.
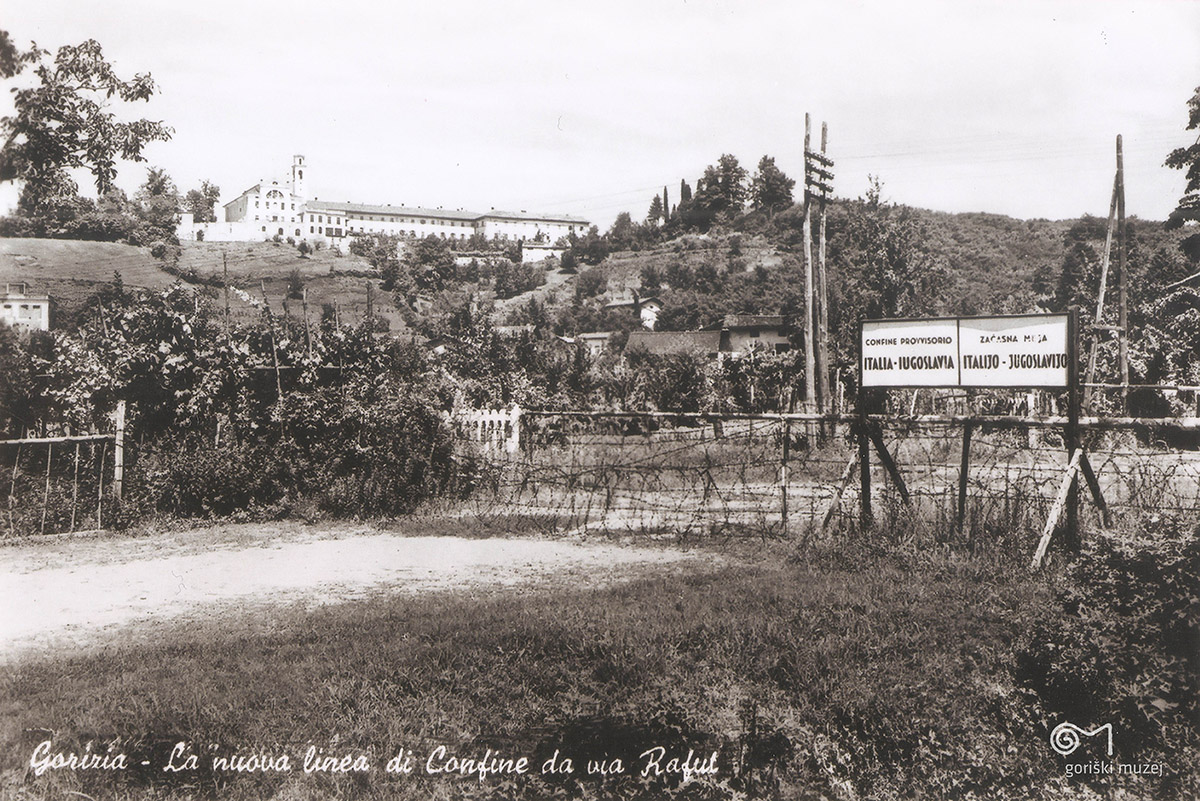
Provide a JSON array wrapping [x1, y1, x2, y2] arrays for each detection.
[[1165, 85, 1200, 237], [350, 232, 403, 290], [1015, 522, 1200, 797], [749, 155, 795, 213], [183, 180, 221, 223], [646, 192, 664, 225], [405, 233, 456, 292], [574, 267, 607, 301], [0, 35, 172, 216]]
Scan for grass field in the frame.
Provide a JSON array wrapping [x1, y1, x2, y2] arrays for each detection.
[[5, 518, 1192, 801], [0, 238, 412, 332]]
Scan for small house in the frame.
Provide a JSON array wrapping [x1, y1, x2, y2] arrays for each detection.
[[0, 283, 51, 332]]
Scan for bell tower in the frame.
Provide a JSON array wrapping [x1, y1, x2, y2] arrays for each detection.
[[291, 155, 306, 200]]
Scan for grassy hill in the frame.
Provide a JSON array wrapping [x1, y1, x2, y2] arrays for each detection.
[[0, 238, 410, 332], [6, 204, 1188, 338]]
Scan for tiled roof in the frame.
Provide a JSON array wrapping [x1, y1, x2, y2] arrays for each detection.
[[305, 201, 481, 221], [625, 330, 722, 355], [724, 314, 785, 329], [482, 209, 591, 224], [304, 201, 589, 226], [603, 295, 662, 309]]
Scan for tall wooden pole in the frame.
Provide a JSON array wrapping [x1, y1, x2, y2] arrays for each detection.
[[802, 114, 816, 419], [1083, 174, 1119, 409], [816, 121, 831, 423], [1116, 135, 1129, 413], [113, 400, 125, 502], [223, 252, 230, 333], [1065, 306, 1081, 553]]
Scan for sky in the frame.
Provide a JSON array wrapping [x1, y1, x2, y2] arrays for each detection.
[[1, 0, 1198, 229]]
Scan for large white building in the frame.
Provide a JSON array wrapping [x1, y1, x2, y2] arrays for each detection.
[[179, 155, 590, 247]]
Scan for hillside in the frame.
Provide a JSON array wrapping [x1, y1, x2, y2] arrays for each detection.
[[0, 238, 410, 332], [5, 204, 1189, 340], [536, 206, 1189, 336]]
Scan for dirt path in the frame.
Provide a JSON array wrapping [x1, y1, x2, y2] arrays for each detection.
[[0, 523, 719, 661]]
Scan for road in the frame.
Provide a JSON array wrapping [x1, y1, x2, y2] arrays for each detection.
[[0, 522, 721, 661]]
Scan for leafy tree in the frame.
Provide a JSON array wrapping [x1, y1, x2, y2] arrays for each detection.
[[560, 249, 578, 273], [750, 155, 796, 212], [574, 267, 607, 301], [607, 211, 636, 251], [574, 225, 609, 265], [1165, 85, 1200, 260], [663, 185, 669, 220], [679, 179, 692, 204], [646, 193, 663, 225], [134, 166, 179, 230], [287, 269, 304, 300], [827, 178, 947, 365], [0, 36, 173, 217], [404, 234, 455, 292], [687, 154, 748, 231], [715, 153, 748, 211], [350, 232, 404, 290], [184, 180, 221, 223]]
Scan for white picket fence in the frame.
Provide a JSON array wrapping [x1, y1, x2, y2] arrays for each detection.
[[449, 405, 522, 456]]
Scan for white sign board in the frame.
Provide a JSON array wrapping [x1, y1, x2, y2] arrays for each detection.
[[861, 314, 1069, 388]]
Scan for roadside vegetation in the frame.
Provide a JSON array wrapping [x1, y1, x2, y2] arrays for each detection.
[[3, 522, 1195, 800]]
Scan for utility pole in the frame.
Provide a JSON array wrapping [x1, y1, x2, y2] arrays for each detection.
[[223, 252, 230, 333], [1083, 173, 1118, 410], [815, 122, 832, 421], [802, 114, 816, 420], [803, 115, 835, 428], [1116, 135, 1129, 413]]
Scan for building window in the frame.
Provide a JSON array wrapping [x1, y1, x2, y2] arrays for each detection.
[[295, 229, 301, 237], [261, 226, 266, 232], [310, 226, 314, 233]]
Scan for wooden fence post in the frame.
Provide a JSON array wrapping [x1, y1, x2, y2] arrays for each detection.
[[780, 419, 790, 536], [113, 400, 126, 502], [956, 422, 973, 537], [857, 392, 872, 529], [40, 442, 52, 535]]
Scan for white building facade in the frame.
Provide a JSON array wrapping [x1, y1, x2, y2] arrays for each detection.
[[0, 283, 51, 332], [178, 155, 589, 247]]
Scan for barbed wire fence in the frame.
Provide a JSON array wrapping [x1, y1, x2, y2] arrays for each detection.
[[449, 394, 1200, 559]]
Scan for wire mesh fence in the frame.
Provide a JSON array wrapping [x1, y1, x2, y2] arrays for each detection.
[[452, 408, 1200, 551], [1, 436, 115, 538]]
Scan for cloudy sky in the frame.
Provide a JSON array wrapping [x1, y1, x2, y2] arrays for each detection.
[[2, 0, 1198, 228]]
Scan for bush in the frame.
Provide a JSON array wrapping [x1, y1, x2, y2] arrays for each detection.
[[1015, 521, 1200, 796], [127, 384, 473, 521], [0, 215, 39, 238]]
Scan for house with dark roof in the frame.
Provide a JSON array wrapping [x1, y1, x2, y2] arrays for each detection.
[[602, 293, 663, 330], [625, 330, 723, 356], [718, 314, 791, 355]]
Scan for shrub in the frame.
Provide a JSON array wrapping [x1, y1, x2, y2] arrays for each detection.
[[1015, 521, 1200, 795]]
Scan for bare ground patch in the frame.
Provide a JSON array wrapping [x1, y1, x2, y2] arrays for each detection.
[[0, 522, 724, 660]]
